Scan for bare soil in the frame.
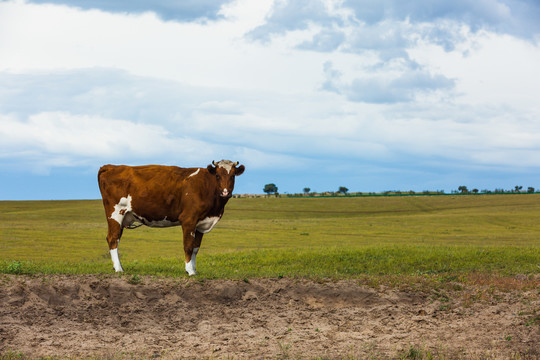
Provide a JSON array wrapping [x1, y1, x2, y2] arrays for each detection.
[[0, 275, 538, 359]]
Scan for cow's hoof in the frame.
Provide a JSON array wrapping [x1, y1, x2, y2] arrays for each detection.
[[185, 261, 196, 276]]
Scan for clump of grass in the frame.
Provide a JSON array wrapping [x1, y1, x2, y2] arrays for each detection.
[[127, 274, 142, 285], [0, 350, 26, 360], [398, 345, 448, 360], [6, 261, 23, 275]]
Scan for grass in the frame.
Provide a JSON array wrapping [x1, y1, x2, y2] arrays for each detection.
[[0, 195, 539, 279]]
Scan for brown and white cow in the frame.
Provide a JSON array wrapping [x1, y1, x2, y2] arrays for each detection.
[[97, 160, 245, 275]]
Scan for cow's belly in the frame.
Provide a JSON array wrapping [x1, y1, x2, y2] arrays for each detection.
[[196, 216, 221, 233], [123, 212, 181, 228], [141, 216, 181, 228]]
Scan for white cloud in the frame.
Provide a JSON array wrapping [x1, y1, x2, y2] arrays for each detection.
[[322, 60, 455, 103], [26, 0, 234, 22], [0, 0, 322, 94], [256, 0, 540, 43], [0, 112, 213, 169], [409, 31, 540, 107]]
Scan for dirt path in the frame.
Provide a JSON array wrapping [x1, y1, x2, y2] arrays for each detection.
[[0, 275, 538, 359]]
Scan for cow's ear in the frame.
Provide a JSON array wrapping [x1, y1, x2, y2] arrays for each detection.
[[235, 165, 245, 176], [207, 164, 216, 174]]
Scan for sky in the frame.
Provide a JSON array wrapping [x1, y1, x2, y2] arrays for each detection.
[[1, 0, 540, 200]]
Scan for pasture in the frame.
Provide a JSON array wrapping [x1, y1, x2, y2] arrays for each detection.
[[1, 194, 539, 279], [1, 194, 539, 359]]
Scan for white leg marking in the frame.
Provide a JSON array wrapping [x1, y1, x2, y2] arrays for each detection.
[[185, 247, 199, 276], [110, 248, 123, 272]]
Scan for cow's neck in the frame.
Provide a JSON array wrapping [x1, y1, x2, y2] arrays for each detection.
[[214, 195, 229, 213]]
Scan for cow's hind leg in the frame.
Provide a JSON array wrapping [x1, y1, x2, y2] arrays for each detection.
[[106, 218, 124, 272]]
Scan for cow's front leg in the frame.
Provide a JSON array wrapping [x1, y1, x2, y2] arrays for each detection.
[[182, 224, 203, 276]]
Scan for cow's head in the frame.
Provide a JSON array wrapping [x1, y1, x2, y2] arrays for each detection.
[[207, 160, 245, 198]]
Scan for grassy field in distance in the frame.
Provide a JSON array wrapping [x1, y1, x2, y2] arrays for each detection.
[[0, 194, 539, 279]]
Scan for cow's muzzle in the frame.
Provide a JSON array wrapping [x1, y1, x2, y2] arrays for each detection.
[[220, 189, 231, 198]]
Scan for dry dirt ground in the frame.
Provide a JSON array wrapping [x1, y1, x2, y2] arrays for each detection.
[[0, 275, 538, 359]]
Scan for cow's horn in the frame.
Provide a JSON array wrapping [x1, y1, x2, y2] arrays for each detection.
[[212, 160, 218, 167], [233, 161, 239, 167]]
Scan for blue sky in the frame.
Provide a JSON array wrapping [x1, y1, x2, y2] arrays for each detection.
[[1, 0, 540, 200]]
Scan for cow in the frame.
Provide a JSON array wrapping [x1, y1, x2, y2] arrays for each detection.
[[97, 160, 245, 275]]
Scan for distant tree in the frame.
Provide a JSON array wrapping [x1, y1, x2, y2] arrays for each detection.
[[515, 186, 523, 193], [528, 187, 535, 193], [458, 186, 469, 193], [472, 189, 479, 194], [303, 187, 310, 194], [263, 183, 278, 196], [338, 186, 349, 194]]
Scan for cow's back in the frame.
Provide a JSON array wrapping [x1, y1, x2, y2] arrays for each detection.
[[98, 165, 195, 219], [99, 164, 190, 190]]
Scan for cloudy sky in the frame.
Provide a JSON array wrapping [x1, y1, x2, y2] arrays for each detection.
[[1, 0, 540, 200]]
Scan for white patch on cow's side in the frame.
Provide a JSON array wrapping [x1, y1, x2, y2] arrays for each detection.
[[185, 247, 199, 276], [196, 216, 221, 233], [110, 195, 132, 225], [110, 248, 123, 272], [189, 168, 200, 177]]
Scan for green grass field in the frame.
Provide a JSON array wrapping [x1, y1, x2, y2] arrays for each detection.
[[1, 194, 539, 280]]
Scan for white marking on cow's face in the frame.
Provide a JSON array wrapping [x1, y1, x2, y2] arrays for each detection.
[[196, 216, 221, 233], [215, 160, 234, 174], [110, 248, 123, 272], [185, 247, 199, 276], [189, 168, 200, 177], [110, 195, 132, 225]]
